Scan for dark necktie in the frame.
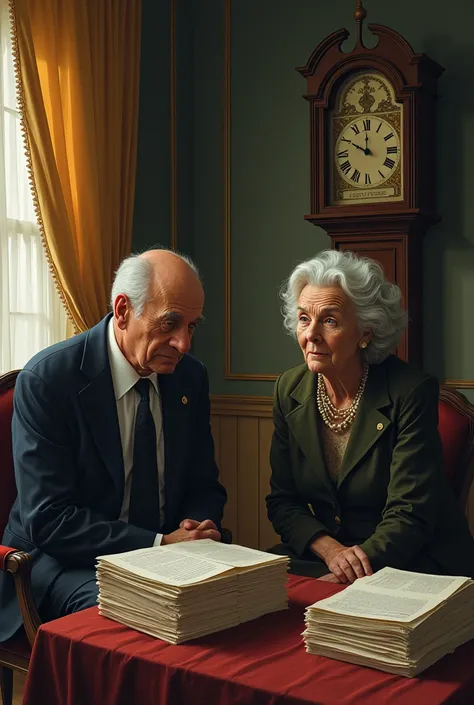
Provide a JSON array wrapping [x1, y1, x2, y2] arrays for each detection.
[[128, 378, 161, 532]]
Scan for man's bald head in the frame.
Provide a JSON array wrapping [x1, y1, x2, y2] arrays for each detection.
[[110, 248, 202, 316], [138, 249, 203, 308]]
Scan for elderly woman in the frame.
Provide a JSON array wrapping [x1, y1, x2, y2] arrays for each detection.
[[266, 249, 474, 583]]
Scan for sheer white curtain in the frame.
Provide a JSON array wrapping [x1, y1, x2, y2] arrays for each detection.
[[0, 0, 67, 373]]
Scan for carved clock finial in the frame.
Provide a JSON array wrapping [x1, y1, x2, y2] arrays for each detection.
[[354, 0, 367, 47]]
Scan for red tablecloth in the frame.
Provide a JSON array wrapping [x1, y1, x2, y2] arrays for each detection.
[[23, 575, 474, 705]]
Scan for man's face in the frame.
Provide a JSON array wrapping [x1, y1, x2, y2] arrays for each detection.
[[115, 271, 204, 376]]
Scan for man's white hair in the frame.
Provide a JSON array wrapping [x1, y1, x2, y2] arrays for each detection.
[[110, 247, 200, 316]]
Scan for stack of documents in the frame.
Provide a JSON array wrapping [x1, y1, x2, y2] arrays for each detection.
[[303, 567, 474, 677], [97, 539, 288, 643]]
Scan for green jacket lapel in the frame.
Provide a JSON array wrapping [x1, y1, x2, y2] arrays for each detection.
[[337, 362, 392, 488], [286, 369, 334, 494]]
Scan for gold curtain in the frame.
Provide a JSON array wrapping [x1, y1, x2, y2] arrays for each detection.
[[9, 0, 142, 332]]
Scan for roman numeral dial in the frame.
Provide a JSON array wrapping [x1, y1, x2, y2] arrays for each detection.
[[334, 116, 401, 189]]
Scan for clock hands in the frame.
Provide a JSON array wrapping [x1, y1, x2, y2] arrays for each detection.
[[351, 140, 372, 156], [339, 119, 399, 185]]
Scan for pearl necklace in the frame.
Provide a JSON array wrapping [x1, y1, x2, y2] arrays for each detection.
[[317, 363, 369, 433]]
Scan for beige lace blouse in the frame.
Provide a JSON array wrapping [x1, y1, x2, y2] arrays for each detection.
[[319, 420, 352, 483]]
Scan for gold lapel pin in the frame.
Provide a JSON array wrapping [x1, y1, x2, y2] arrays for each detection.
[[377, 422, 384, 431], [181, 396, 188, 405]]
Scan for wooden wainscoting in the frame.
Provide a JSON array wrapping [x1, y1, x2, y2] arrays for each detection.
[[210, 395, 277, 550], [210, 394, 474, 547]]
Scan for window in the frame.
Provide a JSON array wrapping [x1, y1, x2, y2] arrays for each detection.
[[0, 0, 66, 373]]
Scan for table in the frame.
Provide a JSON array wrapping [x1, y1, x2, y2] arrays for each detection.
[[23, 575, 474, 705]]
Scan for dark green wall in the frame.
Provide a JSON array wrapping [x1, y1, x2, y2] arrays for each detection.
[[134, 0, 474, 399], [133, 0, 171, 251]]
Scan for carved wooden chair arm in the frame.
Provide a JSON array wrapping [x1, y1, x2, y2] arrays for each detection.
[[0, 545, 42, 647]]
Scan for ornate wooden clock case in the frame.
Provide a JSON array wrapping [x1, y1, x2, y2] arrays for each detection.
[[297, 2, 444, 363]]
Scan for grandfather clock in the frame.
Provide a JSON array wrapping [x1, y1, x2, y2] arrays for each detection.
[[297, 1, 444, 364]]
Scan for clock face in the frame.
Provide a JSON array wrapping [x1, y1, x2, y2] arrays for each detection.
[[335, 116, 401, 189], [330, 72, 403, 205]]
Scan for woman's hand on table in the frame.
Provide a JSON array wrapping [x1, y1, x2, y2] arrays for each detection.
[[310, 535, 373, 584]]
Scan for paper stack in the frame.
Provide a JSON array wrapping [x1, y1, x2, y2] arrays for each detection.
[[97, 539, 288, 643], [303, 567, 474, 677]]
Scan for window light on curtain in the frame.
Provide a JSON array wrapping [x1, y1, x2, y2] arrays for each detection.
[[0, 0, 67, 373]]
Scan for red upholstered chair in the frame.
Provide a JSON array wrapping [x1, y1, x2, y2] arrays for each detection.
[[438, 386, 474, 522], [0, 371, 41, 705]]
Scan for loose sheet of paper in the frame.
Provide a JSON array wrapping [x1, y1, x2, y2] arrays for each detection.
[[361, 567, 468, 598], [309, 568, 470, 623], [98, 548, 229, 586], [166, 539, 286, 567], [314, 589, 436, 622]]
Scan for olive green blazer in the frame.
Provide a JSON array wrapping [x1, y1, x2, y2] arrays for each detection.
[[266, 355, 474, 578]]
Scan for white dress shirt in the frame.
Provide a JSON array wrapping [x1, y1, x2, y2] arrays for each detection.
[[107, 319, 165, 545]]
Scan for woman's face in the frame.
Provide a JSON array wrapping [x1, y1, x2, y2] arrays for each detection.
[[296, 285, 370, 376]]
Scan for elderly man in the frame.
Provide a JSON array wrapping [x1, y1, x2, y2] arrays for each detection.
[[0, 248, 226, 639]]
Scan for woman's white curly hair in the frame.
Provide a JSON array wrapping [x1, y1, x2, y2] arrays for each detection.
[[280, 249, 407, 364]]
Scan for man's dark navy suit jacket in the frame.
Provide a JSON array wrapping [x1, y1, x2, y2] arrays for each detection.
[[0, 315, 226, 640]]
